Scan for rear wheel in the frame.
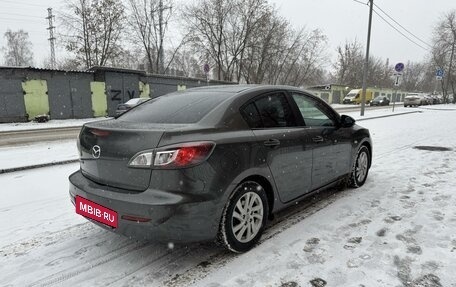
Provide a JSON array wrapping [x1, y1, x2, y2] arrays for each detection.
[[349, 145, 370, 188], [218, 181, 268, 253]]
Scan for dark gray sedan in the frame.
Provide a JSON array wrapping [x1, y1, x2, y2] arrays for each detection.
[[69, 85, 372, 253], [370, 96, 390, 106]]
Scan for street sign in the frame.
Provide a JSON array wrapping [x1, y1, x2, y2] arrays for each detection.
[[394, 62, 405, 73], [394, 75, 401, 86], [392, 71, 402, 87], [203, 63, 210, 74], [436, 68, 444, 77]]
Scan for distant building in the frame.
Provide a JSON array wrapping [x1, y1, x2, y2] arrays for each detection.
[[306, 84, 408, 104], [306, 84, 350, 104]]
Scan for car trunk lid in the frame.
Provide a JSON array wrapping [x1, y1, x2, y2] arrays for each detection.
[[78, 119, 165, 191]]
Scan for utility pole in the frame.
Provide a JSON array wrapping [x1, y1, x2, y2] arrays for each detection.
[[360, 0, 373, 116], [46, 8, 56, 69], [156, 0, 172, 74], [158, 0, 165, 74]]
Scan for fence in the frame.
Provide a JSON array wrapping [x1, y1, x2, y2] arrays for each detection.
[[0, 66, 233, 123]]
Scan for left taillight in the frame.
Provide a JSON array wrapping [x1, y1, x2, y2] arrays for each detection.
[[128, 141, 215, 169]]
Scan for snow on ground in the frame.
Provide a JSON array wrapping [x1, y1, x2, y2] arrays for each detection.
[[0, 105, 455, 286], [0, 118, 104, 132], [0, 140, 78, 170], [189, 107, 456, 287]]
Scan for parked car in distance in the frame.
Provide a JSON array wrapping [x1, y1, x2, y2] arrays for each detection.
[[115, 98, 150, 116], [429, 95, 442, 104], [370, 96, 390, 106], [404, 93, 426, 107], [343, 88, 373, 104], [69, 85, 372, 253], [424, 95, 434, 105]]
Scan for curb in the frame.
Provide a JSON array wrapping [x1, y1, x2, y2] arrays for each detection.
[[0, 159, 79, 174], [355, 111, 422, 121]]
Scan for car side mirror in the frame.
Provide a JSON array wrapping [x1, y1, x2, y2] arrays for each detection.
[[340, 115, 356, 128]]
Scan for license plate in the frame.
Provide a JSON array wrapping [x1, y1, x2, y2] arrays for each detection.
[[76, 196, 118, 228]]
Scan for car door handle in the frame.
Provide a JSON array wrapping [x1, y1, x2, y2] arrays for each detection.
[[312, 136, 324, 143], [263, 139, 280, 147]]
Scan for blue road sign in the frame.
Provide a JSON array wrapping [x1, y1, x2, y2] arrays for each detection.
[[436, 68, 444, 77], [394, 62, 405, 73]]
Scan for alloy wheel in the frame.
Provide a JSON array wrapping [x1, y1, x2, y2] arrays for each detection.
[[231, 192, 264, 243]]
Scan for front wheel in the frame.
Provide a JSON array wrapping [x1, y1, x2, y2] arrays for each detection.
[[349, 145, 370, 188], [218, 181, 269, 253]]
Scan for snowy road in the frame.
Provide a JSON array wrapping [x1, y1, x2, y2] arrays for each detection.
[[1, 106, 455, 286]]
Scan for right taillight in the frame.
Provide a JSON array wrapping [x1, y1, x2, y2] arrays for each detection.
[[129, 141, 215, 169]]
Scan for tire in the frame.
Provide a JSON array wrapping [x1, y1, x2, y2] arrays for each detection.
[[218, 181, 269, 253], [349, 145, 370, 188]]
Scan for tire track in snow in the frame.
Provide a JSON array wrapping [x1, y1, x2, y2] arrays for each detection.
[[28, 240, 150, 287], [0, 223, 96, 258], [103, 244, 196, 287]]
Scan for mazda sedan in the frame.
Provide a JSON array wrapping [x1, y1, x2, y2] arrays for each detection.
[[69, 85, 372, 253]]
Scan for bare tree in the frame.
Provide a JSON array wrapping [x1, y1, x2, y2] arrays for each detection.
[[431, 10, 456, 99], [241, 9, 289, 84], [60, 0, 125, 69], [170, 48, 206, 78], [1, 29, 34, 66], [183, 0, 233, 81], [183, 0, 272, 82], [332, 40, 389, 88], [183, 0, 328, 85], [333, 40, 365, 87], [400, 61, 427, 91], [128, 0, 180, 73], [273, 28, 328, 86]]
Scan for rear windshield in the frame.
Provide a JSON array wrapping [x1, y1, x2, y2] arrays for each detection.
[[118, 91, 231, 123]]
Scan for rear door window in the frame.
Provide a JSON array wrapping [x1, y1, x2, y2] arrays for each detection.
[[241, 93, 296, 128]]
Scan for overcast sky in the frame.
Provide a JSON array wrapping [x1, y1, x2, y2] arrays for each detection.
[[0, 0, 454, 69]]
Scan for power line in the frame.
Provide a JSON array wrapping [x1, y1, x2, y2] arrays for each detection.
[[0, 27, 46, 34], [352, 0, 368, 5], [372, 9, 429, 51], [0, 0, 51, 8], [373, 3, 432, 49], [0, 12, 45, 19], [0, 17, 46, 23], [352, 0, 430, 51]]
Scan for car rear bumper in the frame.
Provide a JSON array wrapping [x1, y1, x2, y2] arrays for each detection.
[[69, 170, 223, 243], [404, 100, 421, 105]]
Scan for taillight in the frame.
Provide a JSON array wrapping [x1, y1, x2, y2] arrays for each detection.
[[128, 142, 215, 169], [129, 151, 153, 167], [90, 129, 111, 137]]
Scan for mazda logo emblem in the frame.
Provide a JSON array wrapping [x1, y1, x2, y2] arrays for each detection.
[[92, 145, 101, 159]]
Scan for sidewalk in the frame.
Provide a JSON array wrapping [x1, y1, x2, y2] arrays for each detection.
[[0, 140, 78, 174]]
